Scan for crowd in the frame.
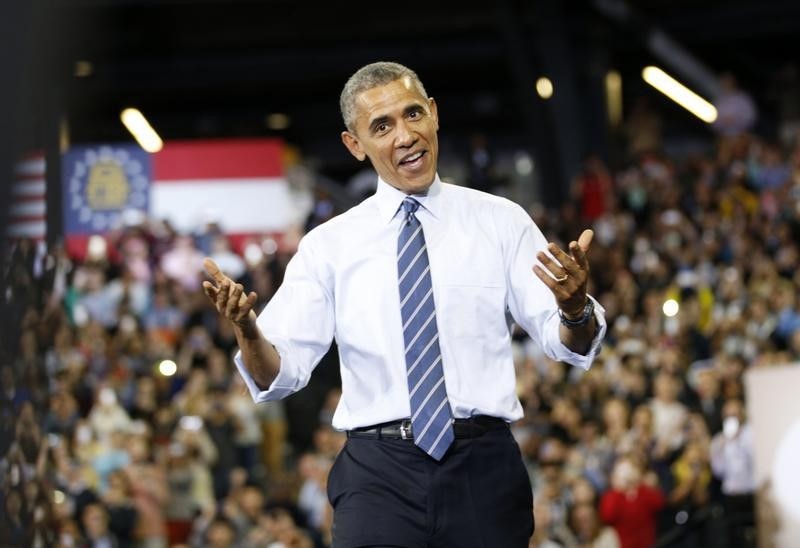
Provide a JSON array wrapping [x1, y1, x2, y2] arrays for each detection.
[[2, 89, 799, 548]]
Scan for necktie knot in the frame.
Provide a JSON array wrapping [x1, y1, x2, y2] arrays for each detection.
[[401, 198, 421, 224]]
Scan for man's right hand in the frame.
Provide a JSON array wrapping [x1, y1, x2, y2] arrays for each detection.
[[202, 257, 259, 333]]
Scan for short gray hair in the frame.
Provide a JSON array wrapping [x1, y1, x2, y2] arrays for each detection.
[[340, 61, 428, 132]]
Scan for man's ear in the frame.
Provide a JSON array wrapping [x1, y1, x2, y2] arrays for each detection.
[[429, 97, 439, 131], [341, 131, 366, 162]]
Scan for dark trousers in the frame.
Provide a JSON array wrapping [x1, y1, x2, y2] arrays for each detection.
[[327, 426, 533, 547]]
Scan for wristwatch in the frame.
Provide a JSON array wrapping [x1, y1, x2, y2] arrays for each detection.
[[558, 298, 595, 328]]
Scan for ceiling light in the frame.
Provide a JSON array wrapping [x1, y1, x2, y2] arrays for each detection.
[[536, 77, 553, 100], [120, 108, 163, 153], [642, 66, 717, 123]]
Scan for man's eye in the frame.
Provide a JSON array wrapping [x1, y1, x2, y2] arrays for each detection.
[[409, 111, 419, 119], [376, 124, 388, 133]]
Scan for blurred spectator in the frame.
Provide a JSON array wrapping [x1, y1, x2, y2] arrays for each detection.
[[226, 375, 264, 480], [624, 98, 663, 157], [163, 441, 203, 545], [669, 441, 711, 509], [223, 484, 265, 540], [713, 73, 758, 138], [207, 234, 246, 281], [601, 398, 630, 448], [203, 515, 238, 548], [530, 500, 564, 548], [569, 503, 621, 548], [144, 287, 186, 336], [92, 430, 130, 496], [297, 453, 331, 531], [710, 398, 756, 547], [573, 417, 615, 492], [89, 387, 132, 445], [690, 366, 723, 435], [467, 133, 504, 194], [204, 387, 239, 499], [124, 434, 168, 548], [258, 506, 315, 548], [649, 373, 689, 457], [160, 235, 205, 291], [0, 488, 30, 546], [599, 457, 665, 548], [572, 156, 613, 223], [102, 470, 138, 546], [44, 389, 80, 436], [82, 502, 119, 548]]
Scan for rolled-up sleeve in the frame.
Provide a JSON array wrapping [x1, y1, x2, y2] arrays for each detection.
[[500, 203, 606, 369], [234, 235, 335, 403]]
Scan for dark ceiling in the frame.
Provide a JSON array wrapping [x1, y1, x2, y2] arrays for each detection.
[[34, 0, 800, 171]]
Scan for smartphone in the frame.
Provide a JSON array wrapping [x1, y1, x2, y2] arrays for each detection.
[[723, 416, 740, 439]]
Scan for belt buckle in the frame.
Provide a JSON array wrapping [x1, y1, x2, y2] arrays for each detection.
[[400, 420, 413, 440]]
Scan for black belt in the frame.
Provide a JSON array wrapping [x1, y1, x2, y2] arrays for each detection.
[[346, 415, 508, 440]]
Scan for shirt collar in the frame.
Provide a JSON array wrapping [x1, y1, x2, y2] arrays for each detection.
[[374, 174, 443, 224]]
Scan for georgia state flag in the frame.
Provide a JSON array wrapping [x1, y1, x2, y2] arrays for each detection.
[[62, 143, 151, 235], [62, 139, 293, 258]]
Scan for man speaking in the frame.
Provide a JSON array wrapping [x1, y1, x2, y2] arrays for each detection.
[[203, 61, 605, 547]]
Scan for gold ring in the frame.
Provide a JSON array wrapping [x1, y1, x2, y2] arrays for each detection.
[[555, 274, 569, 283]]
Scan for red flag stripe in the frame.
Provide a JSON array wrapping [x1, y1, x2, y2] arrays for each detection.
[[14, 173, 46, 182], [9, 214, 46, 223], [14, 194, 45, 204], [153, 138, 283, 181]]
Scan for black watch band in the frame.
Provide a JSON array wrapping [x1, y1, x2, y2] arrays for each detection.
[[558, 299, 595, 328]]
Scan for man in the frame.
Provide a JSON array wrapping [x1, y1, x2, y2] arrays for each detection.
[[203, 61, 606, 547]]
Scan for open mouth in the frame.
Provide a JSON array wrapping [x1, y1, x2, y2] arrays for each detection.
[[398, 150, 426, 168]]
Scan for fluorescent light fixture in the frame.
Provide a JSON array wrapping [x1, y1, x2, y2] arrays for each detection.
[[605, 70, 623, 127], [642, 66, 717, 123], [120, 108, 163, 152], [536, 77, 553, 100]]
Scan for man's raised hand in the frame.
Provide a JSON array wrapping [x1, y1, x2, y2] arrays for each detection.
[[532, 229, 594, 318], [202, 258, 258, 328], [203, 259, 279, 386]]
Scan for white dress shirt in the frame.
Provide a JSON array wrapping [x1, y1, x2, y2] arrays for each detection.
[[235, 175, 606, 430]]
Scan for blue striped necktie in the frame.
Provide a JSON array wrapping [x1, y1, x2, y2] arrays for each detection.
[[397, 197, 454, 461]]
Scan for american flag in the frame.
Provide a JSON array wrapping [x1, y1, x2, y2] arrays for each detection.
[[7, 152, 46, 241]]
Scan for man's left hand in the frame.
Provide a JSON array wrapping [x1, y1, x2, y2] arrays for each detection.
[[533, 229, 593, 319]]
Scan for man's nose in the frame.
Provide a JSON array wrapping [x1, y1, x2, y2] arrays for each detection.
[[394, 120, 415, 147]]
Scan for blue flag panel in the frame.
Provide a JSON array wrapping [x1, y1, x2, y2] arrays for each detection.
[[62, 144, 151, 235]]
